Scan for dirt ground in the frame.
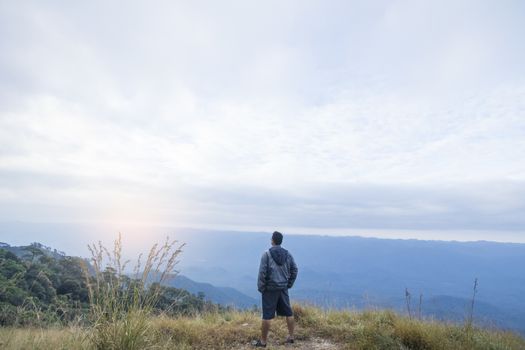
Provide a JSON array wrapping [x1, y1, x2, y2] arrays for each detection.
[[236, 337, 342, 349]]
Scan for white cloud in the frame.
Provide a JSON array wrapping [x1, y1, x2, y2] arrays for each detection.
[[0, 0, 524, 236]]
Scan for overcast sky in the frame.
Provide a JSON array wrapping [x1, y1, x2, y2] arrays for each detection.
[[1, 0, 524, 241]]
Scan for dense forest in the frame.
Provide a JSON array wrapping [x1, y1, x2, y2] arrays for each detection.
[[0, 243, 217, 326]]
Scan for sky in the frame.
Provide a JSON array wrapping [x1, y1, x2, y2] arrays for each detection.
[[1, 0, 525, 243]]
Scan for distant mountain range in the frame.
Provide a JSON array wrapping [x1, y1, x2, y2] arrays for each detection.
[[424, 295, 525, 333], [166, 275, 257, 308]]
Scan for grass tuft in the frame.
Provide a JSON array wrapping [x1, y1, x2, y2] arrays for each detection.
[[83, 233, 184, 350]]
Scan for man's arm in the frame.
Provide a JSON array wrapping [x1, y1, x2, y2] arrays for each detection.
[[287, 254, 298, 289], [257, 252, 268, 293]]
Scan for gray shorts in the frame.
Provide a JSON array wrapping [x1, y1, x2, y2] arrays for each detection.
[[262, 289, 293, 320]]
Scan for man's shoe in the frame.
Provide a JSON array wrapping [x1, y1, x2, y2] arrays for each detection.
[[252, 340, 267, 347], [285, 337, 295, 344]]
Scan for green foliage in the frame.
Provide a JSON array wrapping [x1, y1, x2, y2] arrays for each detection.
[[0, 246, 89, 326], [0, 240, 213, 329]]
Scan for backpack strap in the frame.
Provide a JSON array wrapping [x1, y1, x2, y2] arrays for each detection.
[[266, 250, 271, 281]]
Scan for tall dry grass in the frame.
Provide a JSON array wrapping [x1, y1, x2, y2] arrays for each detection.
[[82, 233, 184, 350], [2, 305, 524, 350]]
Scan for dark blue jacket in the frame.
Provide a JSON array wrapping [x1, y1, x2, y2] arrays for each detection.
[[258, 246, 298, 292]]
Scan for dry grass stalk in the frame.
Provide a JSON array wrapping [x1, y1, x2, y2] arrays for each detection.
[[82, 233, 185, 350]]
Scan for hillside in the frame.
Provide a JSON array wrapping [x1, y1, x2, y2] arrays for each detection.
[[1, 240, 256, 309], [1, 241, 67, 260], [1, 240, 525, 349], [3, 225, 525, 335], [0, 243, 218, 326]]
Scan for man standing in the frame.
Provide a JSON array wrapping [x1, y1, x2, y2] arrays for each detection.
[[253, 231, 298, 347]]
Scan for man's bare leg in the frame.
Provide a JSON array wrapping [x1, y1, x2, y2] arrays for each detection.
[[286, 316, 295, 340], [261, 319, 271, 344]]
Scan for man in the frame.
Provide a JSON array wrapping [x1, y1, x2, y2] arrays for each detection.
[[253, 231, 298, 347]]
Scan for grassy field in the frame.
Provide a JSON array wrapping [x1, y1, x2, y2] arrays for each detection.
[[1, 305, 524, 350]]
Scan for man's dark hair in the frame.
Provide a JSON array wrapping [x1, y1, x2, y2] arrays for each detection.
[[272, 231, 283, 245]]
